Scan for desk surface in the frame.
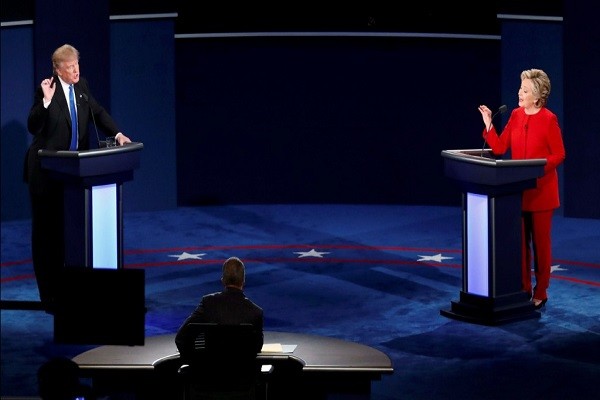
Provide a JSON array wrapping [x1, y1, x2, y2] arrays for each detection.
[[73, 331, 393, 375]]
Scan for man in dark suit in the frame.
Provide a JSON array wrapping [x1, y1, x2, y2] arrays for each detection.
[[175, 256, 264, 354], [25, 43, 132, 313]]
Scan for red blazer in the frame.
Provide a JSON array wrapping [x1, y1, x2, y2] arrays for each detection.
[[483, 107, 566, 211]]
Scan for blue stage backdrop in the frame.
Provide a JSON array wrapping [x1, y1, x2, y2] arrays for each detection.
[[2, 5, 599, 220], [175, 35, 500, 206]]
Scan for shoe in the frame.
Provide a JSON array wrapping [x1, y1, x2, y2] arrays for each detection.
[[533, 298, 547, 310]]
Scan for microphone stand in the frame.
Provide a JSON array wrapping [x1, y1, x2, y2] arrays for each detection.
[[80, 93, 102, 148]]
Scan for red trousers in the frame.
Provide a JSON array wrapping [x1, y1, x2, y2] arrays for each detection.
[[521, 210, 554, 301]]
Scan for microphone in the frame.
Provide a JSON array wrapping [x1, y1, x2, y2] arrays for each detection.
[[80, 93, 101, 148], [481, 105, 508, 156]]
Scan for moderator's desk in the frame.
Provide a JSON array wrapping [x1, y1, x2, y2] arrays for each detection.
[[73, 331, 393, 399]]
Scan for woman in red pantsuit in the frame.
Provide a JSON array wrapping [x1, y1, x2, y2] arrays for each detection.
[[478, 69, 566, 310]]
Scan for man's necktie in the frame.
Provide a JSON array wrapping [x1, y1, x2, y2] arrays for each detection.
[[69, 84, 78, 150]]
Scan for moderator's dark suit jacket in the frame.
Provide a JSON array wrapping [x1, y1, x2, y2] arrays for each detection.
[[175, 287, 265, 355], [24, 76, 120, 195]]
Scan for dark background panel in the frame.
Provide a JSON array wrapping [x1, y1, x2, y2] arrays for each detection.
[[173, 11, 500, 35], [3, 1, 598, 220], [563, 1, 600, 218], [500, 19, 564, 212], [0, 27, 34, 221], [110, 19, 178, 212], [175, 36, 500, 206], [33, 0, 111, 134], [2, 1, 564, 31]]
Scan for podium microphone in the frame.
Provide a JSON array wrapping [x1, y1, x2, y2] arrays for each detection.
[[80, 93, 102, 148], [481, 105, 508, 156]]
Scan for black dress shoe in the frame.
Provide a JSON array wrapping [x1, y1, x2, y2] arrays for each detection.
[[533, 299, 547, 310]]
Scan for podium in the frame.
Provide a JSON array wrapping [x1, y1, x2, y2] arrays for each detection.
[[39, 142, 144, 269], [440, 149, 546, 325], [40, 142, 146, 345]]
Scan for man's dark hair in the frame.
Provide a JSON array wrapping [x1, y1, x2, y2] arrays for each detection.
[[222, 256, 245, 287]]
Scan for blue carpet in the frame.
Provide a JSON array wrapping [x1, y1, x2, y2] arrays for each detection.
[[2, 204, 599, 399]]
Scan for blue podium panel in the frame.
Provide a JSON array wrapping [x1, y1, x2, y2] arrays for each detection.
[[466, 192, 488, 296], [92, 183, 118, 269]]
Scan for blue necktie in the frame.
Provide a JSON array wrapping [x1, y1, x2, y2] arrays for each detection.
[[69, 84, 78, 150]]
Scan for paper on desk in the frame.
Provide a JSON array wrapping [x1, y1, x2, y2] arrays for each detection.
[[261, 343, 297, 353]]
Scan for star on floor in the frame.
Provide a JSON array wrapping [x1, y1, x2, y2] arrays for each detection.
[[168, 252, 206, 261], [417, 253, 454, 262], [551, 264, 565, 273], [294, 249, 330, 258], [531, 264, 565, 273]]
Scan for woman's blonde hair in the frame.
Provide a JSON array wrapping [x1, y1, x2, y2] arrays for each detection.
[[521, 68, 551, 107]]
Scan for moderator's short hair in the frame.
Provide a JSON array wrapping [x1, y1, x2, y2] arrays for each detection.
[[222, 256, 245, 286], [521, 68, 551, 107]]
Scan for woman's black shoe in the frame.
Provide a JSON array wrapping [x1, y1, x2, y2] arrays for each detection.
[[533, 298, 547, 310]]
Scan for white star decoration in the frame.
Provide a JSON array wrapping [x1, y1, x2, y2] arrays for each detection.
[[417, 253, 453, 262], [163, 251, 563, 273], [294, 249, 330, 258], [531, 264, 564, 273], [550, 264, 565, 273], [169, 252, 206, 261]]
